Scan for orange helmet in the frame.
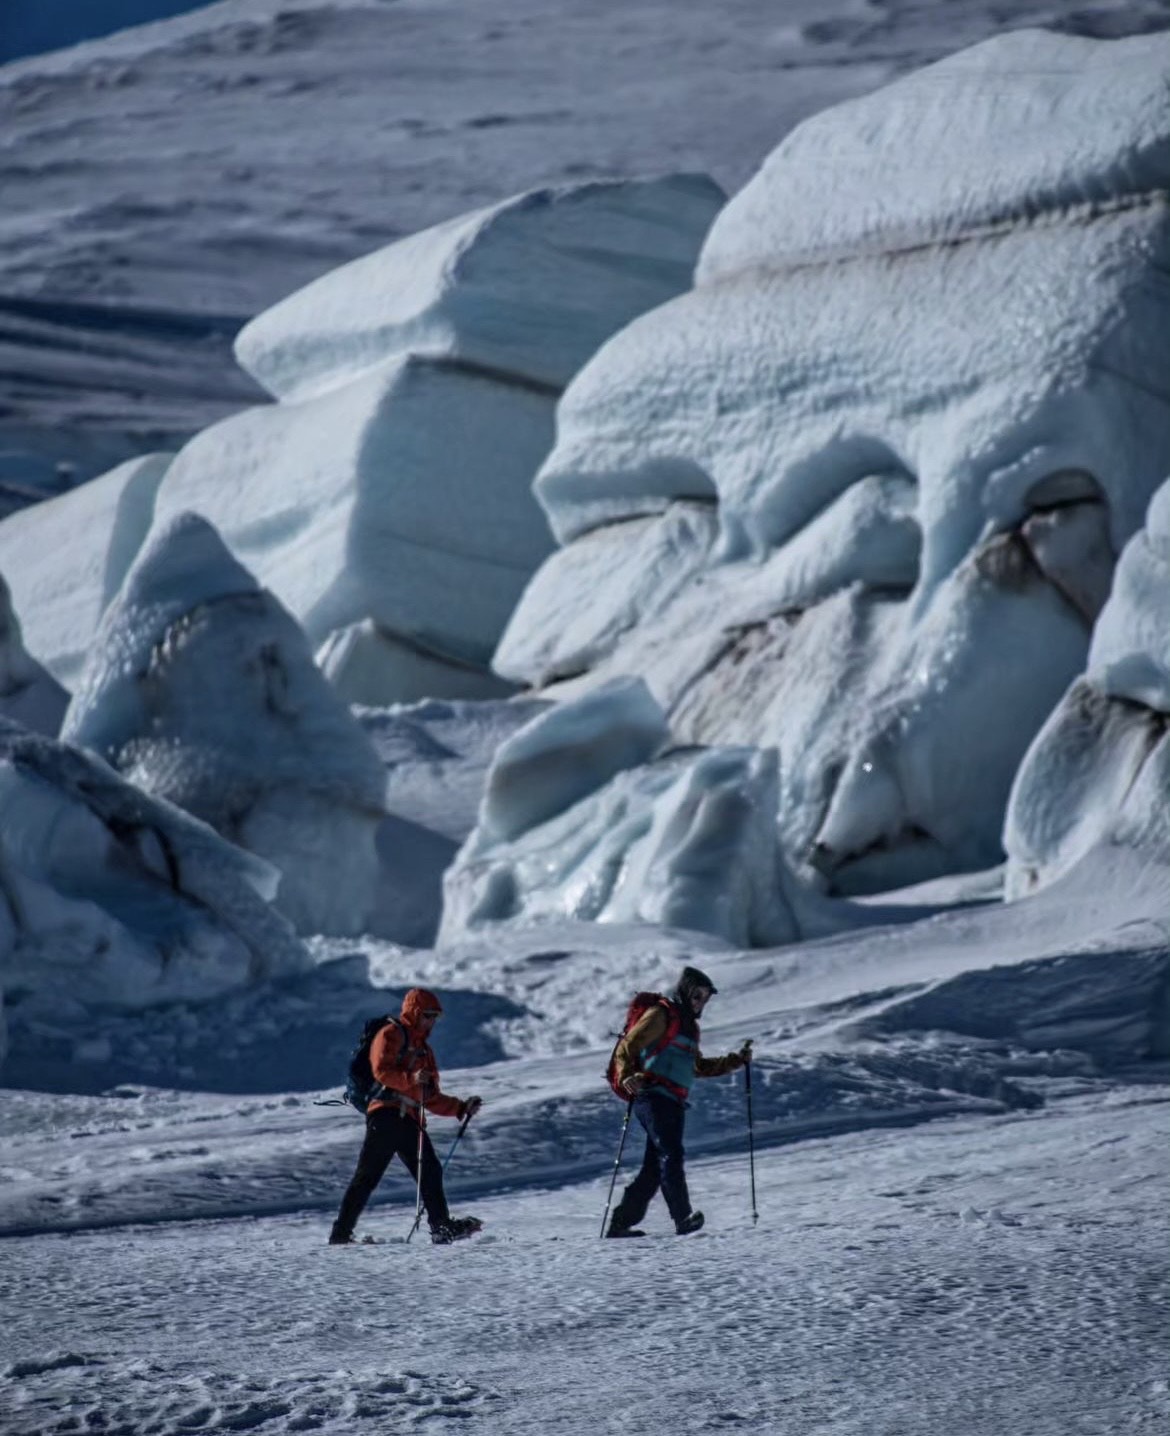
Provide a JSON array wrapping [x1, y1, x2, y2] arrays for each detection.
[[401, 987, 443, 1029]]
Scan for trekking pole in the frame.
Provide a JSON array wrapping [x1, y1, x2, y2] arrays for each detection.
[[599, 1099, 634, 1238], [743, 1040, 758, 1225], [405, 1110, 427, 1244], [406, 1109, 474, 1242]]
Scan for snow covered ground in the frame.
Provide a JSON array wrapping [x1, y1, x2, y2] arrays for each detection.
[[2, 853, 1167, 1431], [1, 1075, 1166, 1433]]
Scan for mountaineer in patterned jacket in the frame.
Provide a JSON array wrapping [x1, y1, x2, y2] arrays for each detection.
[[607, 965, 751, 1238], [329, 987, 483, 1246]]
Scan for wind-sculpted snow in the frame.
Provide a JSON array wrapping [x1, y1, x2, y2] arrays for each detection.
[[498, 30, 1170, 899], [62, 514, 388, 936], [0, 454, 172, 689], [699, 29, 1170, 276], [1005, 479, 1170, 898], [151, 354, 557, 689], [132, 176, 720, 707], [0, 177, 718, 707], [440, 681, 799, 946], [0, 575, 66, 737], [234, 175, 724, 402], [0, 718, 308, 1032]]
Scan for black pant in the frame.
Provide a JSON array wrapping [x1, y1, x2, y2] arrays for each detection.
[[611, 1089, 692, 1228], [332, 1106, 450, 1239]]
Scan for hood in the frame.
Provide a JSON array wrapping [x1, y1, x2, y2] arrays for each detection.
[[676, 965, 717, 1000], [401, 987, 443, 1029]]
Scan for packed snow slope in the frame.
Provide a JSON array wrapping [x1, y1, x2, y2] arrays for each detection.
[[3, 0, 1170, 501], [0, 888, 1167, 1433]]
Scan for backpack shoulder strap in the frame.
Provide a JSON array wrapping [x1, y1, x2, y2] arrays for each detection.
[[643, 997, 680, 1058], [378, 1016, 407, 1064]]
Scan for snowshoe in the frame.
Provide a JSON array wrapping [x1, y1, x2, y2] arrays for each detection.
[[605, 1219, 647, 1239], [675, 1210, 705, 1236], [431, 1215, 483, 1245]]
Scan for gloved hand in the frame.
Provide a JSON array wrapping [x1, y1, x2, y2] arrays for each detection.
[[458, 1095, 483, 1120], [412, 1067, 437, 1098], [621, 1073, 648, 1096], [726, 1041, 753, 1070]]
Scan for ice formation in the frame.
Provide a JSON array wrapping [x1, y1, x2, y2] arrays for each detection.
[[0, 574, 67, 736], [1005, 478, 1170, 897], [0, 717, 308, 1020], [440, 680, 798, 947], [234, 175, 725, 403], [141, 176, 724, 707], [497, 30, 1170, 896], [62, 513, 387, 937], [0, 178, 720, 708], [0, 453, 172, 688]]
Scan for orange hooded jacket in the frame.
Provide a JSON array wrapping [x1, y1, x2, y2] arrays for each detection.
[[367, 987, 464, 1123]]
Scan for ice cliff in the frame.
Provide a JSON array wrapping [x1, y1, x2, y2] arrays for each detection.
[[440, 679, 801, 947], [496, 30, 1170, 897], [0, 573, 67, 736], [61, 513, 387, 936], [0, 718, 308, 1018], [0, 177, 723, 706], [1005, 478, 1170, 896]]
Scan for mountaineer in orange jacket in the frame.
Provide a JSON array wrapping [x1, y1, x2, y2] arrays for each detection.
[[329, 988, 483, 1245]]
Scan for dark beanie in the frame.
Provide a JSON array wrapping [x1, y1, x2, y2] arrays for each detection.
[[678, 965, 718, 998]]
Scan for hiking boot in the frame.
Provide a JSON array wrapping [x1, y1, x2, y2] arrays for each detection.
[[675, 1210, 705, 1236], [327, 1229, 355, 1246], [431, 1215, 483, 1245], [605, 1217, 647, 1238]]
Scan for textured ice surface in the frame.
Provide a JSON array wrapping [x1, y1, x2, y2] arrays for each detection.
[[0, 454, 172, 688], [317, 620, 519, 707], [476, 677, 669, 843], [235, 174, 724, 402], [500, 30, 1170, 895], [699, 28, 1170, 276], [62, 514, 386, 936], [1005, 480, 1170, 897], [0, 574, 67, 736], [1088, 478, 1170, 711], [0, 717, 307, 1013], [0, 176, 718, 707], [440, 681, 798, 946], [151, 353, 557, 675]]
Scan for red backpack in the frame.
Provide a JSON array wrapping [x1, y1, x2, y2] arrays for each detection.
[[605, 992, 681, 1100]]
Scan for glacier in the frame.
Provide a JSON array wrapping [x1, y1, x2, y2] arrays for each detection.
[[0, 573, 66, 737], [0, 453, 172, 690], [0, 177, 722, 709], [61, 513, 388, 937], [0, 717, 308, 1016], [441, 679, 799, 947], [234, 175, 725, 403], [497, 28, 1170, 898], [0, 12, 1168, 1436], [1005, 477, 1170, 896]]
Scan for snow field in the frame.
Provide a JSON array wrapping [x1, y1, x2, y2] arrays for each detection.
[[0, 1089, 1165, 1435]]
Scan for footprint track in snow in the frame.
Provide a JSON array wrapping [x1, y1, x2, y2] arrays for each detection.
[[0, 1359, 501, 1434]]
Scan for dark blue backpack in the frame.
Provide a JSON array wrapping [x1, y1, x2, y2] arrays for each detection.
[[344, 1014, 398, 1112]]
